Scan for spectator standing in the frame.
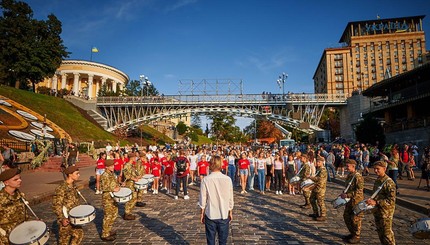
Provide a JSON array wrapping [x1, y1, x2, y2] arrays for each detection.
[[255, 152, 267, 194], [247, 151, 256, 191], [237, 153, 250, 194], [2, 144, 16, 163], [273, 153, 284, 195], [325, 150, 336, 182], [174, 150, 190, 200], [199, 156, 234, 245]]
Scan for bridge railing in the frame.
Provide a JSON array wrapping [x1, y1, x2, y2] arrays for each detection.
[[96, 93, 348, 105]]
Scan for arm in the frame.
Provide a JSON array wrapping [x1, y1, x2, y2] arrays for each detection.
[[52, 186, 69, 226]]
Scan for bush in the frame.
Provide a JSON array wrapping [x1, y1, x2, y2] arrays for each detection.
[[37, 86, 51, 95], [176, 121, 187, 135]]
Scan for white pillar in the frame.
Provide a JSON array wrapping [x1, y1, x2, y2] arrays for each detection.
[[52, 75, 58, 91], [112, 81, 117, 93], [88, 74, 94, 99], [95, 78, 100, 97], [61, 73, 67, 89], [73, 72, 79, 96]]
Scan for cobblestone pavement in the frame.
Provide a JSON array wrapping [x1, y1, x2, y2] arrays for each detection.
[[30, 182, 426, 244]]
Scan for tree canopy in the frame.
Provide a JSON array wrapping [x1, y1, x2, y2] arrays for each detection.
[[0, 0, 69, 91]]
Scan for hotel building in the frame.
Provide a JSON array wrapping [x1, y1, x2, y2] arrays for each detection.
[[313, 15, 427, 96]]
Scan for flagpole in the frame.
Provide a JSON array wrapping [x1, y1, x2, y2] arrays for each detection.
[[90, 46, 93, 61]]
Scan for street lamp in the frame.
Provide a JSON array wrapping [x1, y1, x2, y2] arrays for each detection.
[[139, 75, 151, 96], [277, 72, 288, 99]]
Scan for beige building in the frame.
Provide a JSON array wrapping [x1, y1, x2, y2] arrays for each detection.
[[314, 15, 427, 96], [38, 60, 129, 99]]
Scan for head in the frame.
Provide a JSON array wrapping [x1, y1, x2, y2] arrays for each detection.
[[345, 159, 357, 173], [315, 156, 324, 167], [373, 161, 387, 177], [1, 168, 22, 190], [105, 159, 115, 172], [209, 156, 222, 172], [65, 166, 80, 182]]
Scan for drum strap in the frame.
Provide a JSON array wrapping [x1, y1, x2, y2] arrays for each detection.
[[370, 178, 389, 199], [0, 227, 6, 236], [343, 174, 356, 194]]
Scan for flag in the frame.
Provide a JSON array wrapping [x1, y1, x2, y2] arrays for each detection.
[[377, 14, 380, 19], [91, 47, 99, 53]]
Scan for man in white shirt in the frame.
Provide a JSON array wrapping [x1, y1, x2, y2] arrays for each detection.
[[199, 156, 234, 245]]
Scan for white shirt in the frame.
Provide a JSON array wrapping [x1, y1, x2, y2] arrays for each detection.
[[199, 171, 234, 220]]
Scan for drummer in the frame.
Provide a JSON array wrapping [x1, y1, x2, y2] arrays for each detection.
[[341, 159, 364, 244], [100, 159, 120, 241], [52, 165, 84, 244], [0, 168, 28, 244], [122, 156, 140, 220], [136, 153, 147, 207], [308, 156, 327, 221], [365, 160, 396, 245], [298, 154, 311, 209]]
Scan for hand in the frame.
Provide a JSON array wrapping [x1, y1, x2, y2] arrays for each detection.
[[200, 213, 205, 224], [340, 193, 347, 199], [113, 186, 120, 192], [366, 198, 377, 206], [61, 218, 70, 227], [229, 212, 233, 223]]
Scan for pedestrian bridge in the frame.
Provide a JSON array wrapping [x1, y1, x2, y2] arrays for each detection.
[[96, 93, 347, 134]]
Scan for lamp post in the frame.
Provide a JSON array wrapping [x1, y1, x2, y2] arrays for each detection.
[[277, 72, 288, 99], [139, 75, 151, 97]]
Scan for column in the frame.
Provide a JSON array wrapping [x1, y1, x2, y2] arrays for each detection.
[[51, 75, 58, 91], [73, 72, 79, 96], [95, 78, 100, 97], [88, 74, 94, 99], [61, 73, 67, 89], [112, 81, 117, 93]]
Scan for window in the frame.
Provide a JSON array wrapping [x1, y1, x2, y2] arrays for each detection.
[[380, 66, 384, 71], [386, 58, 391, 65], [402, 65, 407, 71], [395, 58, 398, 63], [363, 46, 367, 52], [395, 65, 399, 70], [371, 59, 375, 66], [417, 39, 421, 48], [356, 54, 360, 59]]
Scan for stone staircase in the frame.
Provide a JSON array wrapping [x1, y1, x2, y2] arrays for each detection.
[[87, 110, 108, 129], [37, 154, 96, 172]]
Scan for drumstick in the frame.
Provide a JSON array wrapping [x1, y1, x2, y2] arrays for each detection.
[[76, 189, 89, 205], [17, 190, 40, 220], [62, 206, 69, 218]]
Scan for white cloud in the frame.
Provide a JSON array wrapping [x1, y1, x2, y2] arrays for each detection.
[[164, 0, 198, 13], [237, 48, 296, 73]]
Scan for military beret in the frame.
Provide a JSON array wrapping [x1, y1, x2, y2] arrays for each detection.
[[316, 156, 325, 162], [345, 159, 357, 165], [373, 160, 387, 168], [64, 165, 79, 175], [105, 159, 114, 167], [0, 168, 21, 181]]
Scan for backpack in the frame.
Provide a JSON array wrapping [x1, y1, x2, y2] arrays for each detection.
[[176, 157, 187, 174]]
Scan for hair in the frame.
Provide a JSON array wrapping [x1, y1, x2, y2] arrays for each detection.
[[210, 156, 222, 171]]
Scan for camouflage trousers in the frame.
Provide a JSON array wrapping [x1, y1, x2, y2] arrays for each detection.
[[58, 221, 84, 245], [310, 190, 326, 217], [0, 233, 8, 245], [374, 213, 396, 245], [102, 194, 118, 238], [343, 204, 362, 237], [124, 182, 137, 215], [137, 189, 145, 202], [302, 189, 311, 205]]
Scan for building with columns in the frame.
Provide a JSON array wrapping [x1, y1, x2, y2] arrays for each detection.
[[39, 60, 129, 99], [314, 15, 427, 96]]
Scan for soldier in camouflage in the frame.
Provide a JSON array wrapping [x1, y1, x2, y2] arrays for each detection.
[[366, 160, 396, 245], [100, 159, 120, 241], [341, 159, 364, 244], [309, 156, 327, 221], [0, 168, 28, 245], [298, 154, 311, 209], [122, 156, 141, 220], [52, 166, 84, 244], [136, 153, 147, 207]]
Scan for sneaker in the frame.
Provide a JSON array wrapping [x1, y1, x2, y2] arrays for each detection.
[[143, 190, 147, 194], [276, 191, 279, 195], [244, 190, 248, 193], [174, 195, 178, 200], [240, 190, 245, 194], [184, 195, 190, 200], [292, 192, 296, 196], [249, 188, 254, 191], [95, 190, 101, 195], [166, 190, 170, 194], [188, 182, 194, 186], [279, 191, 283, 195], [153, 191, 156, 195]]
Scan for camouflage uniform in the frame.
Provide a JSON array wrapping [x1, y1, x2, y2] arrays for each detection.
[[52, 181, 84, 245], [309, 166, 327, 217], [136, 160, 146, 202], [298, 163, 311, 205], [372, 174, 396, 245], [122, 162, 139, 215], [0, 189, 28, 245], [343, 172, 364, 238], [100, 169, 119, 238]]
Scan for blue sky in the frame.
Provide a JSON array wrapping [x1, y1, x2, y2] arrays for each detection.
[[24, 0, 430, 96]]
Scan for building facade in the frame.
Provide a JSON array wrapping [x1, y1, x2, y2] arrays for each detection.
[[37, 60, 129, 99], [314, 15, 427, 96]]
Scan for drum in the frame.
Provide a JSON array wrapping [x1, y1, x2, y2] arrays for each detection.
[[409, 218, 430, 239], [143, 174, 155, 183], [290, 175, 301, 184], [353, 200, 375, 215], [332, 196, 351, 209], [300, 179, 315, 191], [112, 187, 132, 203], [134, 178, 149, 190], [9, 220, 50, 245], [69, 205, 96, 225]]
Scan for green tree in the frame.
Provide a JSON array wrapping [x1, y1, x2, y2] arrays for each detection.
[[124, 79, 141, 96], [191, 114, 202, 129], [176, 121, 187, 135], [355, 116, 385, 146], [0, 0, 69, 91], [207, 113, 246, 143]]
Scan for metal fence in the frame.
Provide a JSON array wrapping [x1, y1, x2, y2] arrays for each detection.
[[0, 139, 30, 152]]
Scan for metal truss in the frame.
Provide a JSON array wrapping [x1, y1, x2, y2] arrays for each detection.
[[97, 93, 347, 134]]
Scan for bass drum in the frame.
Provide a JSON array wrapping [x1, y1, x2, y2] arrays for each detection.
[[9, 220, 50, 245], [409, 218, 430, 239], [353, 200, 375, 215], [332, 196, 350, 209], [300, 179, 315, 191]]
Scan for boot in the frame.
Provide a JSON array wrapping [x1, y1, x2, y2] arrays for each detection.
[[124, 213, 136, 220], [300, 204, 311, 209], [136, 202, 146, 207], [308, 213, 317, 218], [101, 235, 116, 241], [342, 234, 353, 240], [314, 216, 326, 221], [110, 231, 117, 236], [348, 236, 360, 244]]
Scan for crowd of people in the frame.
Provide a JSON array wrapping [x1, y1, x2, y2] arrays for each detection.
[[0, 140, 429, 244]]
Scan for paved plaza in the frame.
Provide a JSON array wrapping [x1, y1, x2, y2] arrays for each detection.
[[29, 180, 427, 244]]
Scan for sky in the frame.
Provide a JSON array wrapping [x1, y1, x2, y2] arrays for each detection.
[[17, 0, 430, 129]]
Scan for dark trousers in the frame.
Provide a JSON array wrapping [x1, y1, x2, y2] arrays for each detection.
[[176, 175, 188, 196], [274, 169, 283, 191], [205, 215, 229, 245]]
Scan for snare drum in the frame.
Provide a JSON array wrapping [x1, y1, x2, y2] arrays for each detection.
[[112, 187, 132, 203], [134, 178, 149, 190], [300, 179, 315, 191], [9, 220, 50, 245], [332, 196, 350, 209], [290, 175, 301, 184], [69, 205, 96, 225], [409, 218, 430, 239], [353, 200, 375, 215], [143, 174, 155, 183]]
